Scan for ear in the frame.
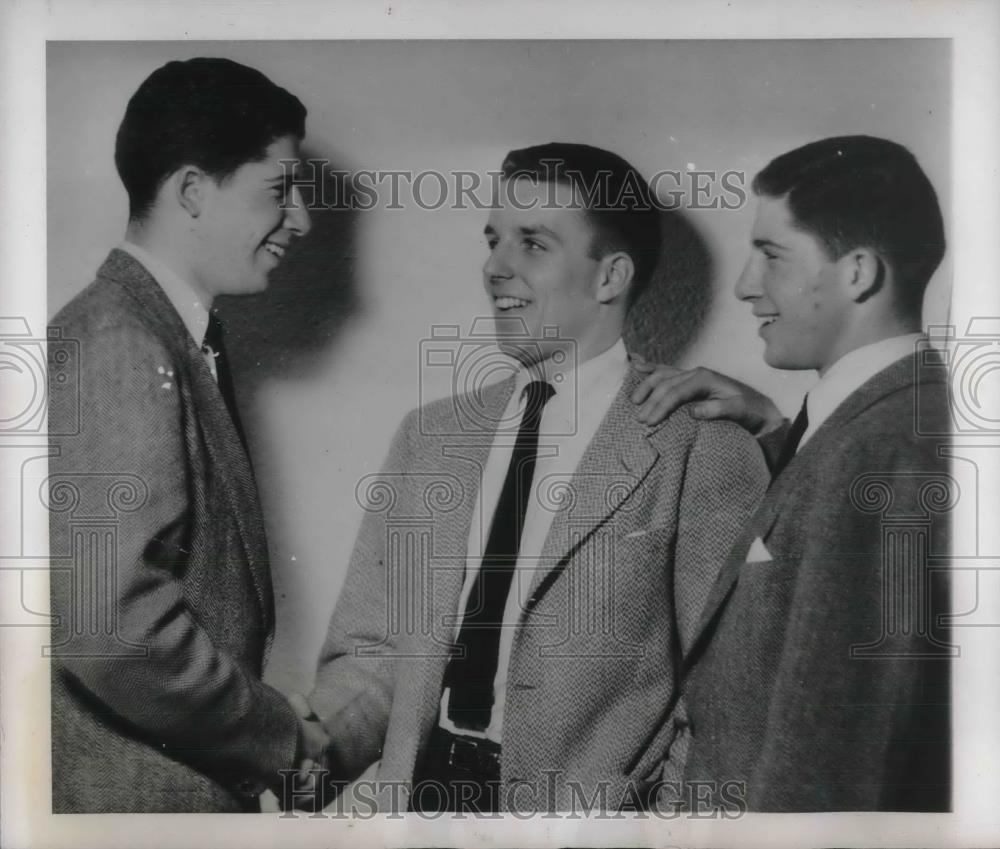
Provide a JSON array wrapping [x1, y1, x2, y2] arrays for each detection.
[[169, 165, 211, 219], [595, 251, 635, 305], [842, 247, 885, 304]]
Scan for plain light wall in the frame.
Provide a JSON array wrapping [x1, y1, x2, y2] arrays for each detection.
[[47, 40, 951, 693]]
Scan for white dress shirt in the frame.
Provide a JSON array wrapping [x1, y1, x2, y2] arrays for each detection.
[[798, 333, 923, 450], [118, 241, 217, 381], [439, 338, 630, 743]]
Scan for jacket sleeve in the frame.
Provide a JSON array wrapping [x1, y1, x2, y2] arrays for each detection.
[[673, 415, 769, 655], [643, 415, 768, 804], [49, 320, 299, 796], [307, 410, 421, 782]]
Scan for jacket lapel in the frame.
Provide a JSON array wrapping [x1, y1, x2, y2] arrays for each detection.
[[684, 352, 937, 665], [523, 368, 660, 610], [402, 377, 516, 774], [100, 249, 272, 620], [184, 349, 273, 614]]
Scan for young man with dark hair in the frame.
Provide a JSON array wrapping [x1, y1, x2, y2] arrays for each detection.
[[48, 57, 321, 812], [633, 135, 952, 811], [305, 142, 768, 813], [498, 142, 663, 309]]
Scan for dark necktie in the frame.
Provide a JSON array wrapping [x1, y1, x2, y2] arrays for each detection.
[[444, 379, 555, 731], [771, 395, 809, 481], [202, 313, 249, 455]]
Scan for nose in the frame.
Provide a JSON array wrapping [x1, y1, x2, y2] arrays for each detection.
[[482, 240, 513, 283], [734, 256, 761, 302], [284, 185, 312, 237]]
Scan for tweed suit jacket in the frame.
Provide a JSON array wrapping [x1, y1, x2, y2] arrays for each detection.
[[48, 249, 299, 812], [310, 365, 769, 812], [680, 352, 952, 812]]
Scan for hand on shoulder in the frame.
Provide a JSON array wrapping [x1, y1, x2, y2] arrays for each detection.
[[631, 358, 783, 436]]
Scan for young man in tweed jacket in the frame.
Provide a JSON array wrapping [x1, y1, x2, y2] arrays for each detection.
[[305, 143, 769, 813], [48, 58, 326, 812], [633, 135, 952, 812]]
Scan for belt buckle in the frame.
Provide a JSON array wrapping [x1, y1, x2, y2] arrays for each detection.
[[448, 735, 498, 775]]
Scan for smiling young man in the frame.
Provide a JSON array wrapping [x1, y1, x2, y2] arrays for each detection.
[[305, 143, 768, 814], [48, 58, 325, 812], [632, 135, 953, 811]]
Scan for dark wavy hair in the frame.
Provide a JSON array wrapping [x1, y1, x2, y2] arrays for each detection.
[[115, 57, 306, 219], [500, 142, 661, 309], [753, 135, 945, 317]]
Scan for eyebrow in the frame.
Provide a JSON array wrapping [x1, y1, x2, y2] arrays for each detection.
[[482, 223, 562, 242], [519, 225, 561, 242], [752, 238, 787, 252]]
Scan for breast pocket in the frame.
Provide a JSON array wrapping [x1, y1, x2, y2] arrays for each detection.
[[605, 524, 675, 628], [727, 555, 800, 654], [738, 553, 800, 589], [612, 525, 675, 567]]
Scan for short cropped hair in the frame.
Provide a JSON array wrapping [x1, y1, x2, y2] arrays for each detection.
[[500, 142, 661, 308], [115, 57, 307, 219], [753, 135, 945, 316]]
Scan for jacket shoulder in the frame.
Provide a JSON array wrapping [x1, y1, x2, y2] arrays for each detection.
[[407, 378, 513, 436], [830, 377, 945, 457], [787, 380, 949, 503], [51, 275, 172, 363], [648, 402, 763, 457]]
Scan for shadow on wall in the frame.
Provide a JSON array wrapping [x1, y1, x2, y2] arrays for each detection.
[[216, 149, 362, 398], [212, 151, 361, 696], [624, 209, 713, 365]]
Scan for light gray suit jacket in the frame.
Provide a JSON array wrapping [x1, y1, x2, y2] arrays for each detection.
[[48, 250, 299, 812], [310, 365, 768, 811]]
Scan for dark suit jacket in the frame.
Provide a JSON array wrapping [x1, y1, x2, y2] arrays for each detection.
[[310, 366, 769, 811], [680, 352, 953, 812], [48, 249, 299, 812]]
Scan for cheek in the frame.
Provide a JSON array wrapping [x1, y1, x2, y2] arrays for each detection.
[[207, 207, 249, 256], [517, 258, 552, 298], [803, 273, 836, 321], [770, 270, 824, 319]]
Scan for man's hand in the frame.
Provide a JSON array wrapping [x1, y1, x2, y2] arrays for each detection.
[[287, 692, 330, 807], [631, 361, 783, 435]]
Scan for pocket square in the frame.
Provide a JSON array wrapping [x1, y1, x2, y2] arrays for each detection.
[[745, 536, 773, 562]]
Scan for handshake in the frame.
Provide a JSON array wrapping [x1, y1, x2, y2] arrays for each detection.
[[284, 692, 334, 811]]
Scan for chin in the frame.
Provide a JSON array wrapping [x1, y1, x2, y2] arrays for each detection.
[[226, 277, 270, 297], [763, 348, 815, 372]]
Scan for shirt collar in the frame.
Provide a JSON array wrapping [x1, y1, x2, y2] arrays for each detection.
[[512, 338, 629, 403], [119, 241, 211, 348], [800, 332, 923, 447]]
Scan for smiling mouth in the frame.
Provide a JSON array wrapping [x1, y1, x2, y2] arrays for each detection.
[[263, 241, 287, 260], [758, 315, 778, 328], [494, 296, 530, 311]]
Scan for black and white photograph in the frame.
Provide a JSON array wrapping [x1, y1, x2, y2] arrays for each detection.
[[2, 1, 999, 847]]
